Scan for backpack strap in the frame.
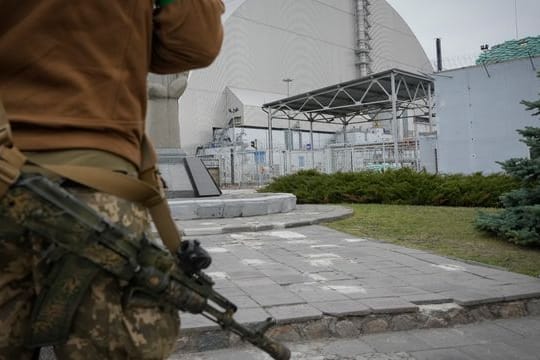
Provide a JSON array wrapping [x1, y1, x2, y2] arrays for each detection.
[[0, 101, 181, 253]]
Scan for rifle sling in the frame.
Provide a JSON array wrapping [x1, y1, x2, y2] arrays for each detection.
[[28, 254, 101, 348], [0, 101, 25, 197]]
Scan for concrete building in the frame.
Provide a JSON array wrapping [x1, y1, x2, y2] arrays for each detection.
[[175, 0, 433, 155], [435, 56, 540, 174]]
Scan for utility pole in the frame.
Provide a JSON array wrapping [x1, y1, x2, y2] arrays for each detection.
[[228, 107, 239, 185], [283, 78, 293, 96]]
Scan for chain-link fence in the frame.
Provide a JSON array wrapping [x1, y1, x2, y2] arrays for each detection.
[[199, 140, 424, 188]]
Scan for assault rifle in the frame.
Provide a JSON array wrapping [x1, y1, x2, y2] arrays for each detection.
[[3, 175, 290, 360]]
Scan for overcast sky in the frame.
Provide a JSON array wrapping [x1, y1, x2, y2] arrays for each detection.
[[385, 0, 540, 68]]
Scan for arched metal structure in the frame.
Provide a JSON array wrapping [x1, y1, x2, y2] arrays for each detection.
[[177, 0, 434, 155]]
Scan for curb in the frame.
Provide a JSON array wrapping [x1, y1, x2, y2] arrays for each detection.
[[181, 206, 354, 237], [173, 297, 540, 355]]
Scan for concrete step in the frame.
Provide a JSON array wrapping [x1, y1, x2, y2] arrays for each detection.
[[175, 204, 354, 236], [170, 315, 540, 360], [172, 297, 540, 356], [36, 298, 540, 360]]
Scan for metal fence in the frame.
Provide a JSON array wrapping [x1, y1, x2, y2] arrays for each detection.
[[199, 140, 422, 188]]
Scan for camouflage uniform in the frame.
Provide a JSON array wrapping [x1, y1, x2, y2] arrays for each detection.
[[0, 184, 180, 360]]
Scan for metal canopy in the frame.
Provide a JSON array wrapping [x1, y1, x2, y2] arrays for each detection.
[[262, 68, 435, 171], [262, 68, 434, 124]]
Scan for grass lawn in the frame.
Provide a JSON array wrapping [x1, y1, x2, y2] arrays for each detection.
[[325, 204, 540, 277]]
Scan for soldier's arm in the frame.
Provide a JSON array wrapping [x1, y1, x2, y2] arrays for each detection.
[[150, 0, 225, 74]]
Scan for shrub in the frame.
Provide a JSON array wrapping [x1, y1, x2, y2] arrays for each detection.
[[259, 168, 518, 207], [475, 73, 540, 246]]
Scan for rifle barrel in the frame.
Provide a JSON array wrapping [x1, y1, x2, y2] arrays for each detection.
[[203, 305, 291, 360]]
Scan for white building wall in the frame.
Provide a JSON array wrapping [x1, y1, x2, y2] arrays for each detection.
[[369, 1, 433, 73], [436, 57, 540, 174], [178, 0, 432, 155]]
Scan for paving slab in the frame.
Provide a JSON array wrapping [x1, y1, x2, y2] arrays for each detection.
[[361, 332, 433, 353], [493, 316, 540, 336], [459, 342, 540, 360], [357, 297, 418, 313], [320, 339, 375, 357], [411, 348, 477, 360], [265, 304, 323, 323], [312, 300, 371, 317]]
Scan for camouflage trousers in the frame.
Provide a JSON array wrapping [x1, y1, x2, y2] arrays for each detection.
[[0, 185, 180, 360]]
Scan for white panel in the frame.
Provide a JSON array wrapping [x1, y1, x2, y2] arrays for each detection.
[[437, 57, 540, 174], [235, 0, 355, 49], [316, 0, 354, 13], [419, 136, 437, 173], [179, 88, 225, 152]]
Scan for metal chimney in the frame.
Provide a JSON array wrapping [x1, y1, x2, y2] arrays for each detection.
[[436, 38, 443, 71], [355, 0, 372, 77]]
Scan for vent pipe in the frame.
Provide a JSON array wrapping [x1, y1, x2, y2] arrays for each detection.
[[355, 0, 372, 77], [436, 38, 443, 71]]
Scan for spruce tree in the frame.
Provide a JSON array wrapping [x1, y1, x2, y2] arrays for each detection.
[[475, 74, 540, 246]]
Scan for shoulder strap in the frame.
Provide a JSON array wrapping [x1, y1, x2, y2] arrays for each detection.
[[0, 101, 26, 197], [0, 101, 181, 253], [139, 135, 183, 253]]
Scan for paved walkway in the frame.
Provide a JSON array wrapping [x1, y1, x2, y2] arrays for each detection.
[[172, 204, 540, 357]]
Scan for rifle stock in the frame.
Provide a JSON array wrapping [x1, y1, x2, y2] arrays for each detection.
[[4, 175, 290, 360]]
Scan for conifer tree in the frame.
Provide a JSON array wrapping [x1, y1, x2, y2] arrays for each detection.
[[475, 73, 540, 245]]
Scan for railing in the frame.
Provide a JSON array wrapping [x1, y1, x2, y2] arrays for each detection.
[[199, 140, 423, 188]]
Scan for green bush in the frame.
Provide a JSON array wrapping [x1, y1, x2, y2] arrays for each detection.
[[475, 73, 540, 246], [476, 205, 540, 246], [259, 168, 519, 207]]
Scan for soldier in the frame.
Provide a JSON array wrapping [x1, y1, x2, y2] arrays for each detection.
[[0, 1, 224, 359]]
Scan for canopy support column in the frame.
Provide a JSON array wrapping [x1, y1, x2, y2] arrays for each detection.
[[428, 82, 433, 133], [267, 110, 274, 174], [391, 71, 399, 165], [310, 119, 315, 168]]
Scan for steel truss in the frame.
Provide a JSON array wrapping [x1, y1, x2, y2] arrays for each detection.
[[262, 68, 434, 170]]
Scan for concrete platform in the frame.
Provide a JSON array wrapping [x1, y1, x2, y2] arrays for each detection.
[[168, 190, 297, 220]]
